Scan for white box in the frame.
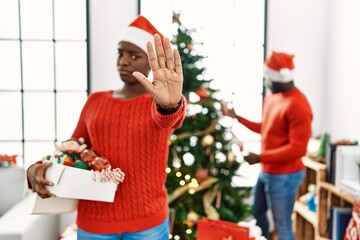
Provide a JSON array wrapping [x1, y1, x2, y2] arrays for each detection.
[[32, 162, 118, 214], [335, 145, 360, 197]]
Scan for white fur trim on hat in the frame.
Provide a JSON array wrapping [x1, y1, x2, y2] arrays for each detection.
[[263, 66, 294, 83], [119, 26, 154, 53]]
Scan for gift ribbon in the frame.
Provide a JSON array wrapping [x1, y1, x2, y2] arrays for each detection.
[[168, 177, 218, 203], [203, 185, 220, 220]]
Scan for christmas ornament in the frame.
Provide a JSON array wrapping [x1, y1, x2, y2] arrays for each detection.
[[183, 219, 194, 228], [172, 149, 182, 170], [187, 210, 200, 223], [63, 156, 74, 167], [195, 168, 210, 182], [172, 11, 180, 23], [72, 160, 90, 170], [227, 152, 236, 163], [91, 157, 110, 171], [201, 134, 215, 147], [47, 138, 125, 184], [80, 149, 97, 165], [187, 44, 193, 52], [195, 86, 210, 99]]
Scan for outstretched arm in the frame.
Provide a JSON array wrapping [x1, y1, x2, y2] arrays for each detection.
[[221, 102, 261, 133], [132, 34, 183, 108]]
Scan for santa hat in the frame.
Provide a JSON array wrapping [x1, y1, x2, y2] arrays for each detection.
[[118, 15, 164, 53], [263, 51, 295, 82]]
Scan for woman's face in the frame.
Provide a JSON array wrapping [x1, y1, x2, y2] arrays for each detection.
[[117, 41, 151, 84]]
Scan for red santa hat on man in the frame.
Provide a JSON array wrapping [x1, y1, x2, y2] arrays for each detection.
[[263, 51, 295, 82], [118, 15, 164, 54]]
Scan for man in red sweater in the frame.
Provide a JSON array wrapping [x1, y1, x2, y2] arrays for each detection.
[[222, 51, 313, 240], [27, 16, 186, 239]]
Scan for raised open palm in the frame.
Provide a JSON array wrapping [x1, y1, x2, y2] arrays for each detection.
[[132, 34, 183, 108]]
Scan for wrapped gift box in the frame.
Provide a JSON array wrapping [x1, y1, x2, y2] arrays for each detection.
[[196, 218, 250, 240]]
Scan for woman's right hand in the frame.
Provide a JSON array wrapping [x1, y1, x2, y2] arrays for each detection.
[[27, 161, 55, 198]]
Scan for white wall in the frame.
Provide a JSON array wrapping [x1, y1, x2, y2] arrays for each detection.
[[267, 0, 360, 141], [88, 0, 137, 92], [325, 0, 360, 141], [267, 0, 329, 137], [88, 1, 172, 93]]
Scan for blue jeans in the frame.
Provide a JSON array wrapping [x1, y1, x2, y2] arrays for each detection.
[[253, 170, 305, 240], [77, 218, 169, 240]]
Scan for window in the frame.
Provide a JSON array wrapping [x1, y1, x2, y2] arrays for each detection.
[[0, 0, 89, 168], [141, 0, 266, 186]]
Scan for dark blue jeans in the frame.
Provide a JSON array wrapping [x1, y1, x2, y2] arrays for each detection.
[[253, 170, 305, 240]]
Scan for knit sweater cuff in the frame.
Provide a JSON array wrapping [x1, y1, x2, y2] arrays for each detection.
[[151, 96, 186, 129]]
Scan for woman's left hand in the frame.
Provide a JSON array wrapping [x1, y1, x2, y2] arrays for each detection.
[[132, 34, 183, 108]]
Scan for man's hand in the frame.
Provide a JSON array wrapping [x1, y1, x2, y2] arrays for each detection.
[[244, 152, 260, 165], [221, 101, 237, 118], [133, 34, 183, 108]]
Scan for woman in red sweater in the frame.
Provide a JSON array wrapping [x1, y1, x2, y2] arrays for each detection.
[[27, 16, 186, 240], [222, 51, 313, 240]]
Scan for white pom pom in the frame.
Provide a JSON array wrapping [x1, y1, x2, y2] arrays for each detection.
[[78, 137, 85, 144], [279, 68, 290, 77]]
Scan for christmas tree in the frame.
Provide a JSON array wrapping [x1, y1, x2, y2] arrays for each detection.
[[167, 13, 252, 240]]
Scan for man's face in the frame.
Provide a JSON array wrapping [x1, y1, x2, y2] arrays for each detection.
[[265, 78, 282, 93], [269, 81, 283, 93]]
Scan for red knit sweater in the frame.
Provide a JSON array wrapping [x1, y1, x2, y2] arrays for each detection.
[[71, 91, 186, 233], [237, 88, 313, 174]]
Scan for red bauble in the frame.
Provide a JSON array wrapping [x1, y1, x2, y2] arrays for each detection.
[[195, 87, 210, 99], [80, 149, 97, 165], [91, 157, 110, 171], [195, 168, 210, 182], [63, 156, 74, 167]]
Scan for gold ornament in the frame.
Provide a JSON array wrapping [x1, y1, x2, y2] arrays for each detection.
[[182, 219, 194, 228], [227, 152, 236, 163], [172, 149, 182, 170], [201, 134, 215, 147], [187, 210, 199, 223]]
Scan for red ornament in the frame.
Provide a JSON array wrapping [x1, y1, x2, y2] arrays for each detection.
[[195, 87, 210, 99], [195, 168, 210, 182], [80, 149, 97, 165], [91, 157, 110, 171], [63, 156, 74, 167]]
